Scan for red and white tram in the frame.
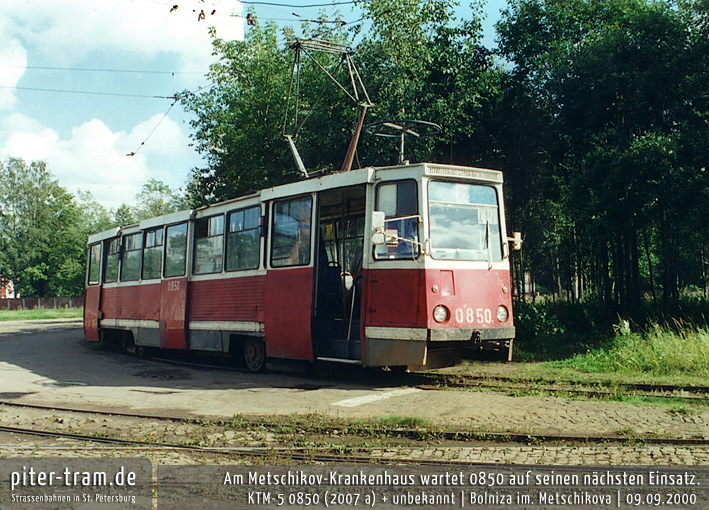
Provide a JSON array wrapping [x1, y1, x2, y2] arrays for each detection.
[[84, 162, 517, 371]]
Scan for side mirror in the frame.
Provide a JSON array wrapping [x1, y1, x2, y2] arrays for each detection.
[[508, 232, 523, 251], [371, 211, 386, 245]]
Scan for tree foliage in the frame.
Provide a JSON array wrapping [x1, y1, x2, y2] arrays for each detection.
[[0, 158, 88, 296], [132, 178, 188, 221], [181, 21, 297, 203], [0, 158, 186, 297], [180, 0, 709, 316], [181, 1, 495, 203], [497, 0, 709, 313]]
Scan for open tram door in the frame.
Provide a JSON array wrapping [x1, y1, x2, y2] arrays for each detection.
[[313, 185, 367, 362]]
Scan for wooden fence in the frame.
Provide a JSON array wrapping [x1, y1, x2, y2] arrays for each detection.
[[0, 297, 83, 311]]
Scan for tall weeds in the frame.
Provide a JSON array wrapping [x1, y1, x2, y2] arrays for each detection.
[[564, 322, 709, 377], [514, 298, 709, 377]]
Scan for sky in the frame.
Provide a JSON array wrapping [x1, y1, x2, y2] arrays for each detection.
[[0, 0, 507, 210]]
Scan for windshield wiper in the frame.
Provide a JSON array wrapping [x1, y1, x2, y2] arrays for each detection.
[[485, 221, 492, 269]]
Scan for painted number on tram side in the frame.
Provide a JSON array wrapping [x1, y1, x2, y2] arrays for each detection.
[[166, 280, 181, 292], [455, 307, 493, 325]]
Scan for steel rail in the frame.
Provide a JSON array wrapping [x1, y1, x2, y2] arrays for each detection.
[[409, 373, 709, 401], [0, 424, 482, 466], [0, 399, 188, 422], [1, 402, 707, 448], [2, 424, 709, 466], [139, 352, 709, 399]]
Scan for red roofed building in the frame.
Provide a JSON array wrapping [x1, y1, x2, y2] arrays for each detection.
[[0, 279, 15, 299]]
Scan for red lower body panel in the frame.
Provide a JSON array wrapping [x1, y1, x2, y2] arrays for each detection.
[[189, 276, 265, 322], [264, 268, 313, 360], [364, 267, 514, 331], [83, 286, 101, 341]]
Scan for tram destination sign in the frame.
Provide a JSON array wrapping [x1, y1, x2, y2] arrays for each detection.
[[426, 164, 504, 183]]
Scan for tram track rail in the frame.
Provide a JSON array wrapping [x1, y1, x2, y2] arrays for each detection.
[[2, 421, 709, 468], [408, 373, 709, 401], [138, 350, 709, 402], [1, 400, 707, 451], [0, 424, 396, 465]]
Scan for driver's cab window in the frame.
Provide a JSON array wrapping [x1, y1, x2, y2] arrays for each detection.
[[374, 180, 419, 259]]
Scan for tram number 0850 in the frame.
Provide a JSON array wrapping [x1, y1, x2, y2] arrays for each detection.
[[455, 307, 493, 325], [275, 493, 320, 506]]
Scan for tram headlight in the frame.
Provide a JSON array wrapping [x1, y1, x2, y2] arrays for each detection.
[[496, 305, 509, 323], [433, 305, 450, 323]]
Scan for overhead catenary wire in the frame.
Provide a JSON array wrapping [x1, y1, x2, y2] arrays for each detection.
[[0, 85, 177, 100], [147, 0, 358, 9], [1, 2, 363, 160], [2, 78, 215, 156], [236, 0, 358, 7], [0, 65, 203, 76], [0, 0, 372, 210], [126, 98, 181, 157], [123, 83, 216, 156]]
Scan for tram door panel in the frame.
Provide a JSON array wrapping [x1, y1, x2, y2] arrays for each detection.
[[84, 242, 102, 341], [314, 186, 366, 360], [264, 195, 316, 360], [160, 222, 189, 349], [160, 277, 188, 349]]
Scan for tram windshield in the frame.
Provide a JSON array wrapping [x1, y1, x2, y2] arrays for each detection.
[[428, 181, 503, 261]]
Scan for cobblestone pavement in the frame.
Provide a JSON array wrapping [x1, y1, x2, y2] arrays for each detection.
[[362, 391, 709, 441], [2, 443, 707, 467], [371, 445, 709, 466]]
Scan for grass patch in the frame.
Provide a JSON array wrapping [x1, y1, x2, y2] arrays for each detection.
[[513, 299, 614, 361], [367, 416, 431, 429], [0, 308, 83, 321], [615, 394, 707, 410], [223, 413, 437, 441], [552, 322, 709, 378], [508, 298, 709, 384]]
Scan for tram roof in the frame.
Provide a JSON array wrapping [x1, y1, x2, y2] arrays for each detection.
[[260, 162, 502, 200], [87, 162, 503, 244]]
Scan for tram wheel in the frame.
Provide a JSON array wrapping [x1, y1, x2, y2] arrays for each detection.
[[386, 365, 408, 375], [243, 338, 266, 372], [118, 330, 136, 355]]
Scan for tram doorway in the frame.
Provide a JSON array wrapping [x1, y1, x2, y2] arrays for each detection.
[[314, 185, 366, 361]]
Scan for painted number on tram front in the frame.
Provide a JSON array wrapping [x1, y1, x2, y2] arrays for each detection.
[[166, 280, 181, 292], [455, 307, 493, 325]]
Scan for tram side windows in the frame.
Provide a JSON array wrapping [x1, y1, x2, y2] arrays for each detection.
[[428, 181, 503, 261], [103, 238, 120, 283], [226, 206, 260, 271], [374, 180, 420, 260], [87, 243, 101, 285], [271, 196, 312, 267], [194, 215, 224, 274], [164, 222, 188, 277], [142, 228, 164, 279], [121, 233, 143, 281]]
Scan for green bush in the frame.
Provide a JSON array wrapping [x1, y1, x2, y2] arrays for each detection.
[[513, 299, 612, 361]]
